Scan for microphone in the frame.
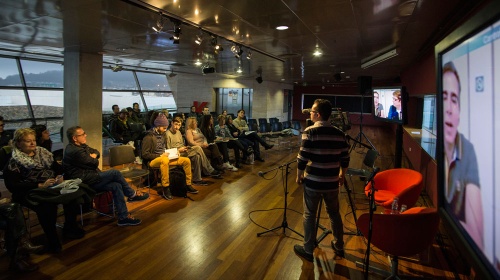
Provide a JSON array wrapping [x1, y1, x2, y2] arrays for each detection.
[[366, 167, 380, 183], [302, 108, 311, 114], [258, 171, 264, 177]]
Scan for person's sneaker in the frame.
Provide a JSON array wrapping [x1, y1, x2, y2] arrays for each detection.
[[210, 170, 223, 178], [128, 191, 149, 202], [255, 157, 265, 162], [134, 156, 142, 164], [163, 187, 173, 200], [265, 144, 274, 150], [223, 162, 235, 169], [331, 241, 345, 258], [117, 214, 141, 226], [228, 165, 238, 172], [293, 244, 313, 262], [193, 180, 209, 186], [186, 185, 199, 194], [245, 158, 254, 165]]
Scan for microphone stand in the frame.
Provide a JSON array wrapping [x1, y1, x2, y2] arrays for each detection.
[[354, 167, 380, 279], [257, 159, 303, 238]]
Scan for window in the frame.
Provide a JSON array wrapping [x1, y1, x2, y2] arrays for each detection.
[[21, 60, 63, 88]]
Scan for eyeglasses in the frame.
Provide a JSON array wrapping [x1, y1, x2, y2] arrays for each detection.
[[310, 110, 318, 114], [76, 132, 87, 137]]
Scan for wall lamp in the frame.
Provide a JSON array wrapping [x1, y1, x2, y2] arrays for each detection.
[[361, 48, 399, 69]]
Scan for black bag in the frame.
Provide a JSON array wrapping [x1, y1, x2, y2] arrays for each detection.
[[169, 167, 187, 198]]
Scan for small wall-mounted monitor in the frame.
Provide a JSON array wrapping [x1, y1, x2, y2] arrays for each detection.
[[436, 1, 500, 278], [372, 87, 403, 124]]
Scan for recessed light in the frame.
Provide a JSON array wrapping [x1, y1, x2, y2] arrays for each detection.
[[276, 26, 288, 30]]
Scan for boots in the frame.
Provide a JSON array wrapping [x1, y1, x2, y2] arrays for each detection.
[[19, 239, 44, 255], [10, 256, 39, 272]]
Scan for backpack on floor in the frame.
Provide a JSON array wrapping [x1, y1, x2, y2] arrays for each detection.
[[169, 167, 187, 198], [93, 191, 113, 214]]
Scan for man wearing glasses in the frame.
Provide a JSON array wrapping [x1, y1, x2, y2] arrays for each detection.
[[387, 90, 402, 120], [293, 99, 350, 262], [62, 126, 148, 226]]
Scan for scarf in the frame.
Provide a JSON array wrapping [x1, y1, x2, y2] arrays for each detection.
[[12, 146, 53, 170]]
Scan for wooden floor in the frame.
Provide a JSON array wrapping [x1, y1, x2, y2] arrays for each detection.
[[0, 125, 468, 279]]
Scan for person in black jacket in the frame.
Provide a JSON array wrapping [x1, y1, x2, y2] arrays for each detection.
[[63, 126, 147, 226]]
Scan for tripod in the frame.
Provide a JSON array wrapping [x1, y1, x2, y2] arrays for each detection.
[[257, 160, 303, 238], [350, 96, 375, 153]]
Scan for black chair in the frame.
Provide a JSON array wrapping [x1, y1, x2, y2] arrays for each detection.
[[108, 145, 149, 192], [258, 118, 267, 125], [247, 119, 258, 131]]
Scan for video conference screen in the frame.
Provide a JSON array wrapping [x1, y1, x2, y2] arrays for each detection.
[[439, 16, 500, 276], [372, 87, 403, 123]]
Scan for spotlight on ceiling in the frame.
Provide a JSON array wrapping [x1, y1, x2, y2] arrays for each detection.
[[202, 65, 215, 74], [246, 50, 252, 60], [152, 14, 165, 33], [211, 36, 223, 54], [168, 69, 177, 77], [195, 35, 203, 45], [110, 65, 123, 72], [170, 19, 181, 44], [194, 59, 202, 66]]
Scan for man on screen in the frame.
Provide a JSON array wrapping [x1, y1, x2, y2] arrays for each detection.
[[387, 90, 402, 120], [443, 61, 483, 249], [374, 91, 385, 118]]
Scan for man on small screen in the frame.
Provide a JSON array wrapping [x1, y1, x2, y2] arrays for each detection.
[[373, 91, 384, 118], [443, 61, 483, 249], [387, 90, 402, 120]]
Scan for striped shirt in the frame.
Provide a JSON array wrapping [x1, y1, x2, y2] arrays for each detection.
[[297, 120, 350, 192]]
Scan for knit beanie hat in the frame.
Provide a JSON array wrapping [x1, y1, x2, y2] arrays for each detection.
[[154, 113, 169, 127]]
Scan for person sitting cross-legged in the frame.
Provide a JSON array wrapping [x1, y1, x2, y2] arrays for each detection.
[[142, 114, 198, 199], [63, 126, 148, 227], [166, 117, 222, 185]]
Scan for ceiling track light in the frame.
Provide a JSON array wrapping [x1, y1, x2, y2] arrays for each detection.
[[195, 34, 203, 45], [211, 36, 223, 54], [313, 42, 322, 57], [170, 19, 181, 44], [246, 50, 252, 60], [152, 14, 165, 33]]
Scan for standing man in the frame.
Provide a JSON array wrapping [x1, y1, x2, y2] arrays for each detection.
[[142, 114, 199, 199], [166, 117, 222, 184], [63, 126, 147, 226], [294, 99, 350, 262]]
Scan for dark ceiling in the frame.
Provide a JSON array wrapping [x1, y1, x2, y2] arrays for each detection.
[[0, 0, 483, 85]]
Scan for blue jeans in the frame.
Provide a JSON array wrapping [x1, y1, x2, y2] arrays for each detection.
[[92, 169, 136, 220], [302, 187, 344, 254]]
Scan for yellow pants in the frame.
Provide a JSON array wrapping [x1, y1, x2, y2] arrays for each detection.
[[149, 156, 192, 187]]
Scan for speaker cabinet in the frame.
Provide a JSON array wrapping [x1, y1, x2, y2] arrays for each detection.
[[358, 76, 372, 95]]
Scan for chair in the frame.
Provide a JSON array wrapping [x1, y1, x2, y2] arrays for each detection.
[[364, 168, 423, 209], [247, 119, 258, 131], [108, 145, 149, 191], [258, 118, 267, 125], [356, 207, 440, 279], [346, 149, 378, 178]]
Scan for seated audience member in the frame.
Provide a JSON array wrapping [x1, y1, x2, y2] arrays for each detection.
[[148, 110, 159, 129], [167, 117, 221, 184], [141, 114, 198, 199], [30, 124, 52, 152], [202, 107, 211, 116], [226, 115, 254, 164], [221, 110, 228, 117], [4, 128, 92, 253], [215, 115, 246, 168], [131, 102, 143, 123], [0, 199, 42, 272], [185, 117, 225, 171], [187, 106, 199, 119], [107, 104, 120, 129], [200, 115, 237, 171], [232, 109, 273, 162], [110, 109, 134, 143], [63, 126, 147, 226], [0, 116, 13, 148]]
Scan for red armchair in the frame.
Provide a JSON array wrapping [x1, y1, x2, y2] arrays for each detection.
[[364, 168, 423, 209], [357, 207, 440, 279]]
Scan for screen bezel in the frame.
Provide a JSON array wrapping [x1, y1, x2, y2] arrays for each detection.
[[372, 86, 403, 124], [435, 1, 500, 278]]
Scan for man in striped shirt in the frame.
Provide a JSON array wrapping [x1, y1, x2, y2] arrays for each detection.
[[294, 99, 350, 262]]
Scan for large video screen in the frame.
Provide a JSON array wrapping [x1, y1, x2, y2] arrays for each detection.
[[436, 2, 500, 278], [372, 87, 403, 124]]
